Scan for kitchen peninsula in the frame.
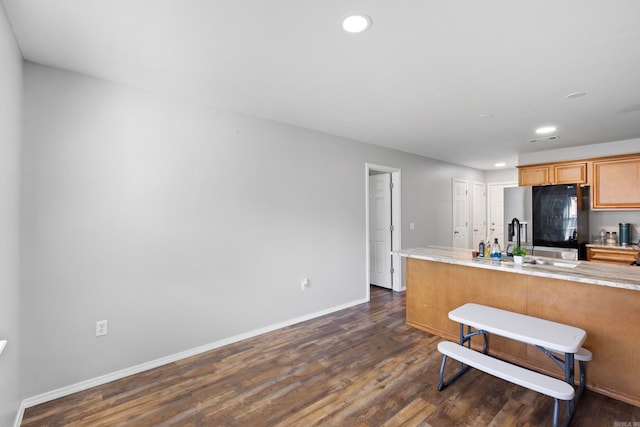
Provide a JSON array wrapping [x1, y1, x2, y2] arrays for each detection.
[[397, 246, 640, 407]]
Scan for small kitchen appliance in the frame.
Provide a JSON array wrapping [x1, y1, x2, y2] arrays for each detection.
[[619, 223, 631, 246]]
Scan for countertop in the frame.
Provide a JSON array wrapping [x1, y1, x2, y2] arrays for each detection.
[[394, 246, 640, 291]]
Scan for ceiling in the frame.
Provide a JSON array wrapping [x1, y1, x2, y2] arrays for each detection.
[[3, 0, 640, 170]]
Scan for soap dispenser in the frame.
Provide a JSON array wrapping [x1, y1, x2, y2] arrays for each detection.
[[490, 238, 502, 260]]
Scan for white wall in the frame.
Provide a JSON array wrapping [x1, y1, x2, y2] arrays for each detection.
[[485, 168, 518, 184], [21, 62, 485, 398], [519, 138, 640, 165], [0, 3, 23, 425]]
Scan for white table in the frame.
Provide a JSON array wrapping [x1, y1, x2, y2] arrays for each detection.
[[440, 303, 588, 426]]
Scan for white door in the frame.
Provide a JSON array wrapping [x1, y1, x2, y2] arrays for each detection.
[[369, 173, 392, 289], [487, 182, 517, 247], [452, 179, 468, 249], [472, 182, 486, 250]]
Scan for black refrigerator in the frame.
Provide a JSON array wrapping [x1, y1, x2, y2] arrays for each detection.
[[532, 184, 590, 260], [504, 184, 590, 260]]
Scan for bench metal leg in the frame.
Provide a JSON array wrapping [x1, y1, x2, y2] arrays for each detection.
[[438, 322, 488, 391], [564, 352, 575, 418], [459, 323, 488, 353], [535, 345, 583, 425], [577, 360, 586, 400], [438, 354, 471, 391]]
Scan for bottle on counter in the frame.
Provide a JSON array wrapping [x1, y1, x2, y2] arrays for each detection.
[[478, 239, 485, 258], [490, 238, 502, 260], [484, 243, 490, 258]]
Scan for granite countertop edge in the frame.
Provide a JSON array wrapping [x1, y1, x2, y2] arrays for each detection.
[[394, 246, 640, 292]]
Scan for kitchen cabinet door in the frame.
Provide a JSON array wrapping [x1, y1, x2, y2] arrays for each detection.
[[554, 162, 587, 184], [518, 166, 550, 186], [587, 247, 640, 265], [592, 156, 640, 209]]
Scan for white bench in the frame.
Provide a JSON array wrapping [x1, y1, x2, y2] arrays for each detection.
[[438, 341, 574, 426], [437, 303, 590, 427]]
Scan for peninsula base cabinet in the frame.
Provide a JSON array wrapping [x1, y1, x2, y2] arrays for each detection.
[[406, 257, 640, 407]]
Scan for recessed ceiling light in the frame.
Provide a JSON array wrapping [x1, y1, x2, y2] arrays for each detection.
[[535, 126, 557, 135], [566, 92, 586, 99], [342, 14, 372, 33], [494, 162, 506, 167], [478, 113, 493, 119]]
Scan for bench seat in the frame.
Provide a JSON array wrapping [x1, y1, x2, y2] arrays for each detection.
[[438, 341, 575, 401], [575, 347, 592, 362]]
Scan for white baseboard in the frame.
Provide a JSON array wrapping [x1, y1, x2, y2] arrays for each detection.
[[16, 296, 368, 424], [13, 400, 26, 427]]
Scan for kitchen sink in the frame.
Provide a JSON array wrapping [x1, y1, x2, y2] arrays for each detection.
[[528, 258, 581, 268], [500, 257, 581, 268]]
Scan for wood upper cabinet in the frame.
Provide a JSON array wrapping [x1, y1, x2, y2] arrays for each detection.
[[519, 166, 550, 186], [518, 162, 587, 186], [592, 155, 640, 209], [554, 162, 587, 184], [518, 154, 640, 209]]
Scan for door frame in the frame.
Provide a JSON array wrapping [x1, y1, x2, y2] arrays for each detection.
[[365, 163, 402, 299]]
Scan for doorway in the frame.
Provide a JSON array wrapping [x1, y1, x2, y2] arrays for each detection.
[[452, 179, 469, 248], [369, 172, 392, 289], [487, 181, 517, 246], [365, 164, 402, 298], [472, 182, 486, 249]]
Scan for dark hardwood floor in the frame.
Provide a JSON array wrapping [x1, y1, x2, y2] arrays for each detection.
[[22, 286, 640, 426]]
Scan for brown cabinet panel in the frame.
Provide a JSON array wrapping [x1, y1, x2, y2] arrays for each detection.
[[554, 162, 587, 184], [593, 156, 640, 209], [526, 276, 640, 402], [518, 162, 587, 186], [587, 247, 640, 265], [519, 166, 550, 186], [407, 258, 529, 360]]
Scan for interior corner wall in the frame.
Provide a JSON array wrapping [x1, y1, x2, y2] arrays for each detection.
[[20, 62, 485, 398], [0, 3, 23, 425], [485, 168, 517, 184], [518, 137, 640, 165]]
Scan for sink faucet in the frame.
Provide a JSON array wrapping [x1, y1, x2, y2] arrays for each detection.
[[511, 217, 521, 249]]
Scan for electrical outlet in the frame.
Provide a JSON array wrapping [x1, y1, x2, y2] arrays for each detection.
[[96, 320, 108, 336], [301, 278, 310, 291]]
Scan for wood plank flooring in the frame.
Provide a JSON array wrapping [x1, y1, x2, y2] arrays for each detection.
[[22, 286, 640, 426]]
